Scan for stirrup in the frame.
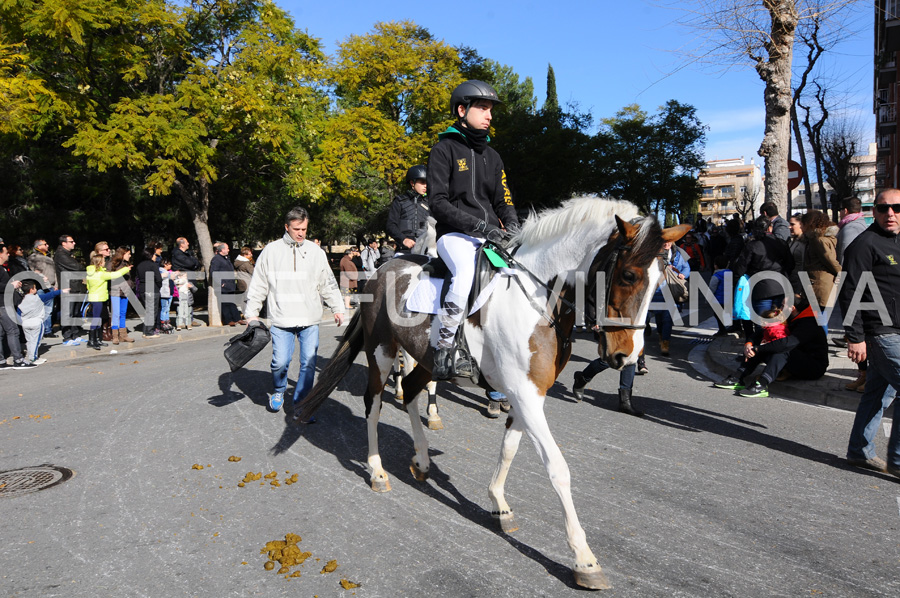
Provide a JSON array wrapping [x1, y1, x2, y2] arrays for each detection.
[[432, 346, 475, 380]]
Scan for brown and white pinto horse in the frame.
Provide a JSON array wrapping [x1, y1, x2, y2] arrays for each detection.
[[296, 197, 690, 590]]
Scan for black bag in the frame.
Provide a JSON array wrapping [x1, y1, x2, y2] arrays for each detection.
[[224, 321, 271, 372]]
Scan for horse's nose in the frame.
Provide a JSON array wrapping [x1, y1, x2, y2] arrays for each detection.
[[610, 353, 627, 370]]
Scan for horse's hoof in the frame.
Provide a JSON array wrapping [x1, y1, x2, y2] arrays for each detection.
[[492, 510, 518, 533], [427, 415, 444, 430], [410, 461, 429, 482], [573, 562, 611, 590], [371, 477, 392, 493]]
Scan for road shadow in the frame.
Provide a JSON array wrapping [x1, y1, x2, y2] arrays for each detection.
[[209, 367, 273, 409], [268, 385, 579, 588]]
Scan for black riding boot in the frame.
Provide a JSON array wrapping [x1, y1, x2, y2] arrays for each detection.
[[432, 347, 473, 380], [89, 329, 101, 350], [618, 388, 644, 417]]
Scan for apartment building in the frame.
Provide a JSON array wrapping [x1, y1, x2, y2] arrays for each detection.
[[876, 0, 900, 190], [698, 157, 763, 224]]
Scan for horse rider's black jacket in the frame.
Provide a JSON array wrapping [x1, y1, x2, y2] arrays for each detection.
[[838, 222, 900, 343], [386, 189, 430, 246], [427, 125, 519, 240]]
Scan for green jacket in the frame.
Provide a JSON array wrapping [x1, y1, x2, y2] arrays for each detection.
[[86, 265, 130, 302]]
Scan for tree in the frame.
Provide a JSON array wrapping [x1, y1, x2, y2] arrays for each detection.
[[57, 1, 328, 324], [821, 119, 865, 214], [594, 101, 706, 219], [321, 21, 461, 203], [677, 1, 861, 216], [543, 64, 559, 115]]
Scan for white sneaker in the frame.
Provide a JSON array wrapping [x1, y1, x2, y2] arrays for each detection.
[[32, 358, 47, 365]]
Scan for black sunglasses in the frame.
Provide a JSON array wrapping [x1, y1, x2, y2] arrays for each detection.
[[875, 203, 900, 214]]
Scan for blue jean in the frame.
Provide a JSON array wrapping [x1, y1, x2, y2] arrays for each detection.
[[111, 296, 129, 329], [270, 325, 320, 404], [581, 359, 636, 390], [847, 334, 900, 469], [649, 309, 673, 341], [38, 290, 55, 331], [160, 297, 172, 323]]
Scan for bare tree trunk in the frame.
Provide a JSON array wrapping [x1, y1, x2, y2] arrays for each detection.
[[791, 106, 812, 212], [755, 0, 799, 218], [173, 175, 221, 327]]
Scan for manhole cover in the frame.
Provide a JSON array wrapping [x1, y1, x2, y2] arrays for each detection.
[[0, 465, 74, 498]]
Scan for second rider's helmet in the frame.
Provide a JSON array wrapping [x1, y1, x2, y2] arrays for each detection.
[[406, 164, 427, 184], [450, 80, 502, 116]]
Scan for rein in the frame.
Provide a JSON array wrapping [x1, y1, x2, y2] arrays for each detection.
[[487, 229, 644, 334]]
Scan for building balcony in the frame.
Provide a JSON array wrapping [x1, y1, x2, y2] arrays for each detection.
[[878, 102, 897, 130]]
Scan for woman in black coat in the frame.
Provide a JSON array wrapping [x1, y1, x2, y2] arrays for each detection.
[[135, 246, 163, 338]]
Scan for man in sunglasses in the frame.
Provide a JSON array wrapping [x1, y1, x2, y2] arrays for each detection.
[[838, 188, 900, 479]]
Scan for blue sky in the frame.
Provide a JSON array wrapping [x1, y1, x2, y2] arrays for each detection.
[[276, 0, 874, 163]]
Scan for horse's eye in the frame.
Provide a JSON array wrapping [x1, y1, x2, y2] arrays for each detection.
[[621, 269, 637, 284]]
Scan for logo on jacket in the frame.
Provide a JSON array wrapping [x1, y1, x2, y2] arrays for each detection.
[[888, 254, 898, 266], [457, 158, 468, 172], [501, 170, 513, 205]]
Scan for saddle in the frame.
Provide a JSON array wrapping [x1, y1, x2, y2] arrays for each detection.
[[400, 243, 512, 380]]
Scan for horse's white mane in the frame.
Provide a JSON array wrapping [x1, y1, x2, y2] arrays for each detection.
[[511, 196, 651, 282], [513, 196, 640, 249]]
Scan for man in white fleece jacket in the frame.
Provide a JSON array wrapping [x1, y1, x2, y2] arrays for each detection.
[[244, 207, 345, 414]]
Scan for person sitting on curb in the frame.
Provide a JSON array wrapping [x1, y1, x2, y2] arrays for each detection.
[[713, 299, 828, 398]]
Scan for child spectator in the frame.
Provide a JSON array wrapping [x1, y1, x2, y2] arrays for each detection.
[[760, 307, 788, 344], [173, 270, 196, 330], [159, 258, 175, 332], [708, 254, 732, 336], [18, 280, 59, 365]]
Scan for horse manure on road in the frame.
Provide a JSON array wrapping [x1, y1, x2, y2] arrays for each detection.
[[237, 471, 298, 488], [260, 533, 312, 578], [258, 534, 359, 588]]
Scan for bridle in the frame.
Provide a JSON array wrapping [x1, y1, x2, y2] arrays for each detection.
[[584, 222, 651, 332], [488, 219, 650, 334]]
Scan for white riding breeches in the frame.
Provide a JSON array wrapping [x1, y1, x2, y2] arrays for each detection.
[[435, 232, 482, 348]]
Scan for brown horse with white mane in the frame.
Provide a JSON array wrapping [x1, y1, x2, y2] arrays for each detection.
[[296, 197, 689, 589]]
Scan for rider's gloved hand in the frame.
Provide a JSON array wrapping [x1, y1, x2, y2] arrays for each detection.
[[485, 226, 512, 248]]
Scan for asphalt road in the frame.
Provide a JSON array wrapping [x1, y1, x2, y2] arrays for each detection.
[[1, 319, 898, 598]]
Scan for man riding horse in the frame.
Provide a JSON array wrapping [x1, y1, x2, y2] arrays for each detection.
[[428, 80, 519, 380]]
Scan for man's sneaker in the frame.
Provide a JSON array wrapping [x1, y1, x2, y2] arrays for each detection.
[[486, 390, 507, 418], [636, 355, 649, 375], [713, 375, 745, 390], [846, 455, 887, 472], [269, 391, 285, 412], [32, 358, 47, 365], [572, 371, 587, 401], [62, 339, 81, 346], [738, 381, 769, 398], [12, 361, 37, 370]]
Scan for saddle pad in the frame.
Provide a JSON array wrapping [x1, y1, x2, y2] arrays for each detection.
[[406, 272, 502, 315]]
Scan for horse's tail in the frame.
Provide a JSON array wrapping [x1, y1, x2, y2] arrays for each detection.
[[295, 310, 364, 422]]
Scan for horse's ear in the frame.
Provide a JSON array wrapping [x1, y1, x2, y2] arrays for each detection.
[[661, 223, 692, 243], [615, 215, 638, 240]]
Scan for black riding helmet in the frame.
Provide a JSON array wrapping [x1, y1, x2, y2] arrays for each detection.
[[406, 164, 427, 184], [450, 80, 502, 117]]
